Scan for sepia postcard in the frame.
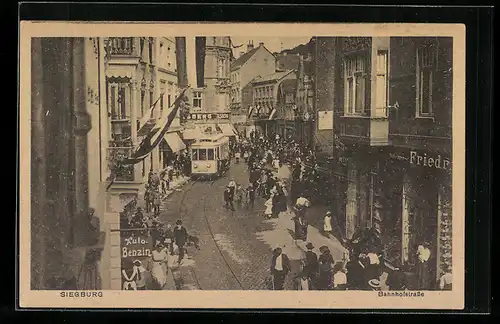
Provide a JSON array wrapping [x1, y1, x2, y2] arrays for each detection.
[[18, 22, 465, 309]]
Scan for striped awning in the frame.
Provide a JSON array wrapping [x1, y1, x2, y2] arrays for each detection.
[[163, 132, 186, 153], [219, 123, 237, 137]]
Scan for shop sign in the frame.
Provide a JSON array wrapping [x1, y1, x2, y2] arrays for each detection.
[[121, 233, 153, 261], [187, 112, 230, 120], [410, 150, 451, 170], [390, 150, 452, 171]]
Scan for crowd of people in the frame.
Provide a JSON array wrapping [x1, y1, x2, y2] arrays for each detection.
[[143, 151, 191, 215], [120, 193, 194, 290]]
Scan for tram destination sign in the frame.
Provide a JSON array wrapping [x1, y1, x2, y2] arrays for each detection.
[[187, 112, 230, 120]]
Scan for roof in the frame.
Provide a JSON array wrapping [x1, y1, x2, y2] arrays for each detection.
[[230, 47, 260, 71], [251, 70, 295, 85], [279, 79, 298, 93]]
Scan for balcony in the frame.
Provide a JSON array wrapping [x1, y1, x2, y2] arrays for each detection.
[[107, 146, 136, 182], [108, 37, 135, 56], [338, 114, 389, 146]]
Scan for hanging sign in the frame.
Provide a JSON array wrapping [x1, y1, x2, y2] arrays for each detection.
[[187, 112, 230, 120]]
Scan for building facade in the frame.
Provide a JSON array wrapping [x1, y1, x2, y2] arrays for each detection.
[[331, 37, 391, 246], [383, 36, 453, 286], [202, 36, 232, 112], [30, 37, 107, 290], [230, 41, 276, 135], [249, 70, 296, 137]]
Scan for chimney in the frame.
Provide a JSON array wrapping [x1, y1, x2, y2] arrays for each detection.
[[247, 41, 254, 52], [259, 42, 264, 47]]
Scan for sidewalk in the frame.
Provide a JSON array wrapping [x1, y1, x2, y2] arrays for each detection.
[[136, 175, 191, 211]]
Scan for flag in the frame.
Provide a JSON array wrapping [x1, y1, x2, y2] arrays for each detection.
[[247, 106, 254, 118], [137, 93, 164, 134], [268, 107, 277, 120], [122, 87, 189, 165]]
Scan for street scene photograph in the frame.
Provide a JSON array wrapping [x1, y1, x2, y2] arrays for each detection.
[[27, 32, 454, 294]]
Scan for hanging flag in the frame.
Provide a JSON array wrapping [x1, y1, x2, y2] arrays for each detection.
[[268, 107, 277, 120], [121, 87, 189, 165], [247, 105, 254, 118], [137, 92, 165, 136]]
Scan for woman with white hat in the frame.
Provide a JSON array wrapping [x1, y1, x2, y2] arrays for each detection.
[[323, 211, 333, 236]]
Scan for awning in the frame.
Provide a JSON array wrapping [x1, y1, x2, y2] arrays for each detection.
[[182, 127, 202, 140], [219, 124, 237, 137], [163, 132, 186, 153]]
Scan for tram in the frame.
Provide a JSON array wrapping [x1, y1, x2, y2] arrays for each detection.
[[190, 133, 231, 179]]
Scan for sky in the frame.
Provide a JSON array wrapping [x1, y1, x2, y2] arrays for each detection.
[[230, 37, 313, 58]]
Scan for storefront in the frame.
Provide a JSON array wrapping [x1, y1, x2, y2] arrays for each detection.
[[382, 147, 452, 287], [159, 131, 187, 169]]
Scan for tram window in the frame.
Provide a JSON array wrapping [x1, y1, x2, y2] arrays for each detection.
[[208, 149, 215, 160], [198, 149, 207, 161], [192, 149, 198, 160]]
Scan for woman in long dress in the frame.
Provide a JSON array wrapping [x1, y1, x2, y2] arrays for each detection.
[[150, 243, 168, 289]]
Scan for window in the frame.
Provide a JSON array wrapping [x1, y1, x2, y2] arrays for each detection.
[[376, 50, 389, 117], [198, 149, 207, 161], [208, 149, 215, 160], [344, 55, 367, 115], [148, 38, 154, 63], [140, 90, 145, 116], [416, 45, 436, 117], [110, 85, 117, 119], [160, 81, 166, 112], [192, 149, 198, 160], [167, 82, 173, 108], [140, 38, 145, 58], [193, 91, 202, 108]]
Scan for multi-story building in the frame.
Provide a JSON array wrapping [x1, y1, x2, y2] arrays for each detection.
[[330, 37, 391, 246], [295, 53, 316, 147], [382, 36, 453, 286], [324, 36, 452, 288], [181, 37, 238, 141], [276, 78, 297, 139], [30, 37, 107, 290], [230, 41, 276, 136], [202, 36, 232, 113], [156, 37, 186, 169], [249, 70, 296, 137], [103, 37, 187, 289]]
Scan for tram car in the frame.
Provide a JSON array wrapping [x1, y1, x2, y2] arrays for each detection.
[[190, 133, 231, 179]]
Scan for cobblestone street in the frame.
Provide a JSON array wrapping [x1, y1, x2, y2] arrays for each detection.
[[158, 160, 347, 290]]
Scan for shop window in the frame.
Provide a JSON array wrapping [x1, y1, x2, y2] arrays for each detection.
[[416, 44, 436, 117], [344, 54, 367, 115]]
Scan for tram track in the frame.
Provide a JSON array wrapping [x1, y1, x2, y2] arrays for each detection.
[[175, 173, 246, 290]]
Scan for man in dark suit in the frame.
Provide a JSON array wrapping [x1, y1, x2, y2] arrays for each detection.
[[270, 247, 291, 290], [304, 242, 319, 288], [173, 220, 188, 264]]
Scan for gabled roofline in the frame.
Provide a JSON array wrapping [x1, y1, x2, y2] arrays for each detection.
[[251, 69, 297, 85], [230, 44, 276, 72]]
